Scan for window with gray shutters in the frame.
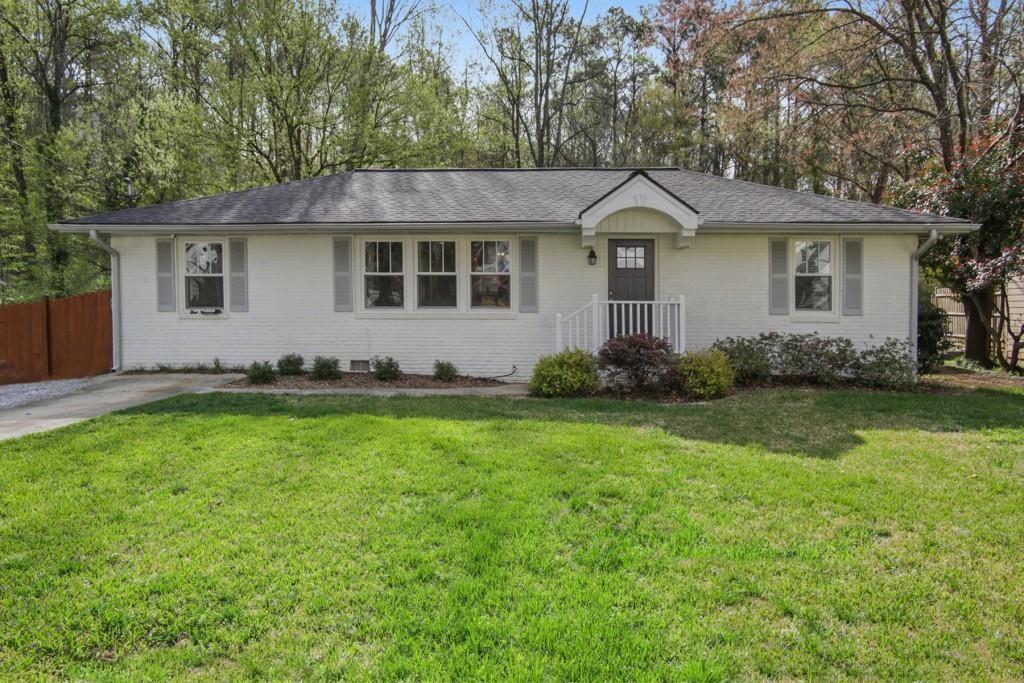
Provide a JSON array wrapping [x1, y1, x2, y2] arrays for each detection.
[[793, 240, 833, 312], [184, 241, 224, 312]]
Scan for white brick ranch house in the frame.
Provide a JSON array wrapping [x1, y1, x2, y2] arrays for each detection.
[[52, 168, 977, 379]]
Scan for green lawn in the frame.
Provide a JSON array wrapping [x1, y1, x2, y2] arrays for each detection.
[[2, 388, 1023, 680]]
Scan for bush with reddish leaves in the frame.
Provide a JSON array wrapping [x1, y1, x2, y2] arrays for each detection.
[[597, 333, 677, 393]]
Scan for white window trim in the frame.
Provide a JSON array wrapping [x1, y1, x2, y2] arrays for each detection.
[[362, 239, 407, 311], [415, 239, 459, 310], [353, 235, 518, 319], [179, 237, 230, 320], [469, 238, 514, 312], [790, 236, 840, 323]]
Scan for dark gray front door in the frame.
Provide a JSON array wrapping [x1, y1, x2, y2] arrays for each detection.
[[608, 239, 654, 337]]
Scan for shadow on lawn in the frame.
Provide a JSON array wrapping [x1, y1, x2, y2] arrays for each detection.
[[120, 386, 1024, 460]]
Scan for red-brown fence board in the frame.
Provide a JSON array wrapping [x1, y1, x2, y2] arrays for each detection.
[[47, 291, 113, 379], [0, 300, 49, 383], [0, 290, 112, 385]]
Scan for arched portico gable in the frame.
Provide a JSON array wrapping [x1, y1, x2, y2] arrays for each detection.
[[577, 170, 702, 248]]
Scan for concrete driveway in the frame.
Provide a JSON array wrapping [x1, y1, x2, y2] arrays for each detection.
[[0, 373, 240, 442]]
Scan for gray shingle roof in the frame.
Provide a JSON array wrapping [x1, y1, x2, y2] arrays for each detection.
[[59, 167, 970, 227]]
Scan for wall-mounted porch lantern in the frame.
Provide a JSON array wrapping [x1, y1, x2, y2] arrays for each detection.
[[587, 248, 597, 266]]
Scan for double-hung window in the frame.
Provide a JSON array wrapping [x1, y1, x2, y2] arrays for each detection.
[[365, 241, 404, 308], [184, 241, 224, 312], [794, 240, 833, 312], [417, 240, 457, 307], [470, 240, 511, 308]]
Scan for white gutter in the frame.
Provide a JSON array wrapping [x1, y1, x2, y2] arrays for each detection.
[[89, 230, 122, 372], [910, 228, 940, 368]]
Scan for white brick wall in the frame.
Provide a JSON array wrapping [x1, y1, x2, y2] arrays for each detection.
[[113, 231, 915, 378]]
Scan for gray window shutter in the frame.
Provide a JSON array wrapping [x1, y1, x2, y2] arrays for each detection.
[[156, 238, 175, 312], [519, 237, 538, 313], [334, 236, 353, 312], [229, 238, 248, 312], [769, 238, 789, 315], [843, 238, 864, 316]]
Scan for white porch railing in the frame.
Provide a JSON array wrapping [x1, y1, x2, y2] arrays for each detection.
[[556, 294, 686, 352]]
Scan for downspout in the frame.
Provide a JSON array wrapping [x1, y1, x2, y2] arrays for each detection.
[[89, 230, 122, 372], [910, 228, 939, 370]]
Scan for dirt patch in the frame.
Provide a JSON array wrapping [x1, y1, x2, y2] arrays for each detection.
[[226, 372, 503, 390], [919, 365, 1024, 393]]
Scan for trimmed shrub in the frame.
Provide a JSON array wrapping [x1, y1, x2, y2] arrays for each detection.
[[917, 298, 951, 373], [677, 350, 735, 400], [371, 355, 401, 381], [597, 334, 677, 393], [713, 333, 916, 390], [529, 349, 600, 398], [277, 353, 305, 376], [712, 334, 774, 385], [245, 361, 275, 385], [433, 360, 458, 382], [776, 333, 859, 384], [856, 338, 916, 389], [311, 356, 341, 380]]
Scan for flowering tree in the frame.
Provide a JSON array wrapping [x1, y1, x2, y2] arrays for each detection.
[[896, 120, 1024, 367]]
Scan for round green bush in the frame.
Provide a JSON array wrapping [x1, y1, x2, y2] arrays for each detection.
[[371, 355, 401, 381], [677, 349, 735, 400], [529, 349, 600, 398], [246, 360, 276, 385], [311, 356, 341, 380], [433, 360, 458, 382], [856, 338, 916, 389], [276, 353, 305, 376]]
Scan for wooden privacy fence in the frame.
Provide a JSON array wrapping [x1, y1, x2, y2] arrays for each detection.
[[932, 288, 967, 349], [0, 290, 112, 384]]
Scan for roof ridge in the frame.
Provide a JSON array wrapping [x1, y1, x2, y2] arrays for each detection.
[[352, 166, 679, 172]]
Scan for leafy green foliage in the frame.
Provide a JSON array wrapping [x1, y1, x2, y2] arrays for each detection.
[[432, 360, 458, 382], [310, 356, 341, 380], [245, 360, 275, 384], [714, 333, 916, 389], [711, 335, 774, 384], [528, 349, 600, 397], [857, 339, 917, 389], [677, 349, 735, 400], [276, 353, 305, 376], [917, 298, 952, 373], [371, 355, 401, 381]]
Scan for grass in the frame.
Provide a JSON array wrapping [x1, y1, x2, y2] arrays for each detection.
[[1, 387, 1023, 680]]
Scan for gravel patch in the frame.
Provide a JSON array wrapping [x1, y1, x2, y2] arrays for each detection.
[[0, 378, 90, 410]]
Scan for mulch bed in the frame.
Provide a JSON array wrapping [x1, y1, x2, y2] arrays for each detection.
[[226, 372, 503, 390]]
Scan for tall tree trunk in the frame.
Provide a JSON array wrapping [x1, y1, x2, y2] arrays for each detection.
[[963, 289, 996, 365]]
